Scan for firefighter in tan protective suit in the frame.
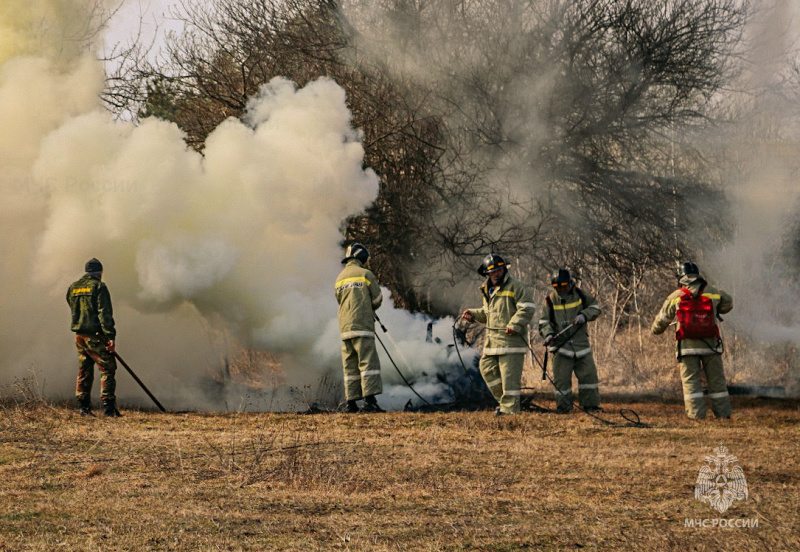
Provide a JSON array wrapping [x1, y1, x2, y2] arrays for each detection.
[[652, 262, 733, 420], [461, 254, 536, 416], [335, 243, 384, 413], [538, 268, 603, 413]]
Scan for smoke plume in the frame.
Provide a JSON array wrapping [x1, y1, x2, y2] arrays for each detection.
[[339, 0, 800, 394], [0, 0, 474, 411]]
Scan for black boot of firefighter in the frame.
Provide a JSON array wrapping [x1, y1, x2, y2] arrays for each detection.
[[103, 399, 122, 418], [345, 400, 360, 413], [361, 395, 385, 413]]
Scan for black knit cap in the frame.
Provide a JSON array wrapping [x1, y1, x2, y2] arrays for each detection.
[[85, 258, 103, 273]]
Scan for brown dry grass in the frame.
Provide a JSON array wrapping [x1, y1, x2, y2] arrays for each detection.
[[0, 396, 798, 552]]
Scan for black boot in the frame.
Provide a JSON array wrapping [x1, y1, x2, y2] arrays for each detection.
[[103, 399, 122, 418], [77, 397, 92, 417], [361, 395, 385, 413], [345, 400, 360, 413]]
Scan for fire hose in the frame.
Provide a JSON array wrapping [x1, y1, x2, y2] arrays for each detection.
[[373, 314, 450, 412]]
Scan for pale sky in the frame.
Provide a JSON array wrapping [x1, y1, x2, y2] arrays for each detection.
[[102, 0, 183, 58]]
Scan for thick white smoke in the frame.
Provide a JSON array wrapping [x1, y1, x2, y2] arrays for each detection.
[[0, 0, 476, 411], [703, 1, 800, 380]]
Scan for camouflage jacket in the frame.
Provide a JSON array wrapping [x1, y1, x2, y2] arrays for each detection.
[[335, 259, 382, 340], [67, 274, 116, 339], [467, 273, 536, 355]]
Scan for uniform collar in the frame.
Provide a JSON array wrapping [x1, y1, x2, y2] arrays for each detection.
[[680, 278, 707, 296], [552, 286, 576, 302], [483, 271, 510, 294]]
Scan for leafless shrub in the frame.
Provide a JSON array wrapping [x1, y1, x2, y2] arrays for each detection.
[[104, 0, 752, 316]]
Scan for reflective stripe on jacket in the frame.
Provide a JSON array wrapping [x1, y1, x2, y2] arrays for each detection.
[[467, 273, 535, 355], [66, 274, 116, 339], [335, 259, 382, 340], [651, 278, 733, 357], [538, 287, 601, 358]]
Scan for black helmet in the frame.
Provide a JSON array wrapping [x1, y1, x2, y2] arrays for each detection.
[[551, 268, 572, 287], [478, 254, 508, 276], [678, 261, 700, 281], [342, 243, 369, 264]]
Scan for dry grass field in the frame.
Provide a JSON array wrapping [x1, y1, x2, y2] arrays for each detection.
[[1, 395, 798, 552]]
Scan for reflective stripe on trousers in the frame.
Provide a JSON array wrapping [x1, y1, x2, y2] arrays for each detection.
[[479, 353, 524, 414], [341, 336, 382, 401], [551, 352, 600, 412], [678, 353, 731, 419]]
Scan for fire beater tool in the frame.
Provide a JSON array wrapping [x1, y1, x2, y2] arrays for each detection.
[[113, 352, 167, 412]]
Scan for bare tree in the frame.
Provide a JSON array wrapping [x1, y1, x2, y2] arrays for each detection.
[[343, 1, 748, 286], [104, 0, 751, 317]]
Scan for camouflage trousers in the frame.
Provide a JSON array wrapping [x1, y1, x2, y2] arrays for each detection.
[[341, 336, 382, 401], [551, 352, 600, 412], [479, 353, 524, 414], [74, 334, 117, 402], [679, 353, 731, 419]]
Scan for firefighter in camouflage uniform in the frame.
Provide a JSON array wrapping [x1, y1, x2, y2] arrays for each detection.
[[335, 243, 385, 413], [67, 258, 121, 417], [462, 254, 536, 415], [652, 262, 733, 419], [538, 269, 603, 413]]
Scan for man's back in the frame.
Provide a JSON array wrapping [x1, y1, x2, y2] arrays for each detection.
[[67, 274, 115, 338], [335, 259, 381, 337]]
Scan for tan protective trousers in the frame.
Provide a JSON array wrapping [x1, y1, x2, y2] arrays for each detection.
[[679, 353, 731, 419], [341, 336, 382, 401], [551, 352, 600, 413], [479, 353, 524, 414]]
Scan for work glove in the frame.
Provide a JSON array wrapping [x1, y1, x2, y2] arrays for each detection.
[[544, 335, 554, 346], [461, 310, 474, 322], [573, 314, 586, 326]]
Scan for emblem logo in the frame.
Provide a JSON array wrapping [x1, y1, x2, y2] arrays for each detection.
[[694, 443, 748, 514]]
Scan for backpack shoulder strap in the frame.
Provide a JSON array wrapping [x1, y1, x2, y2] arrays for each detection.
[[545, 293, 556, 326], [679, 283, 707, 299]]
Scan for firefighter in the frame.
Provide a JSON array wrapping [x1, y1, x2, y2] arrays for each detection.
[[461, 254, 536, 415], [67, 258, 121, 417], [334, 243, 384, 413], [652, 262, 733, 420], [538, 268, 603, 413]]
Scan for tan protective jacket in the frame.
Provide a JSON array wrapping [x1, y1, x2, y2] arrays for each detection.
[[335, 259, 382, 340], [538, 287, 601, 358], [652, 277, 733, 357], [467, 273, 536, 355]]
